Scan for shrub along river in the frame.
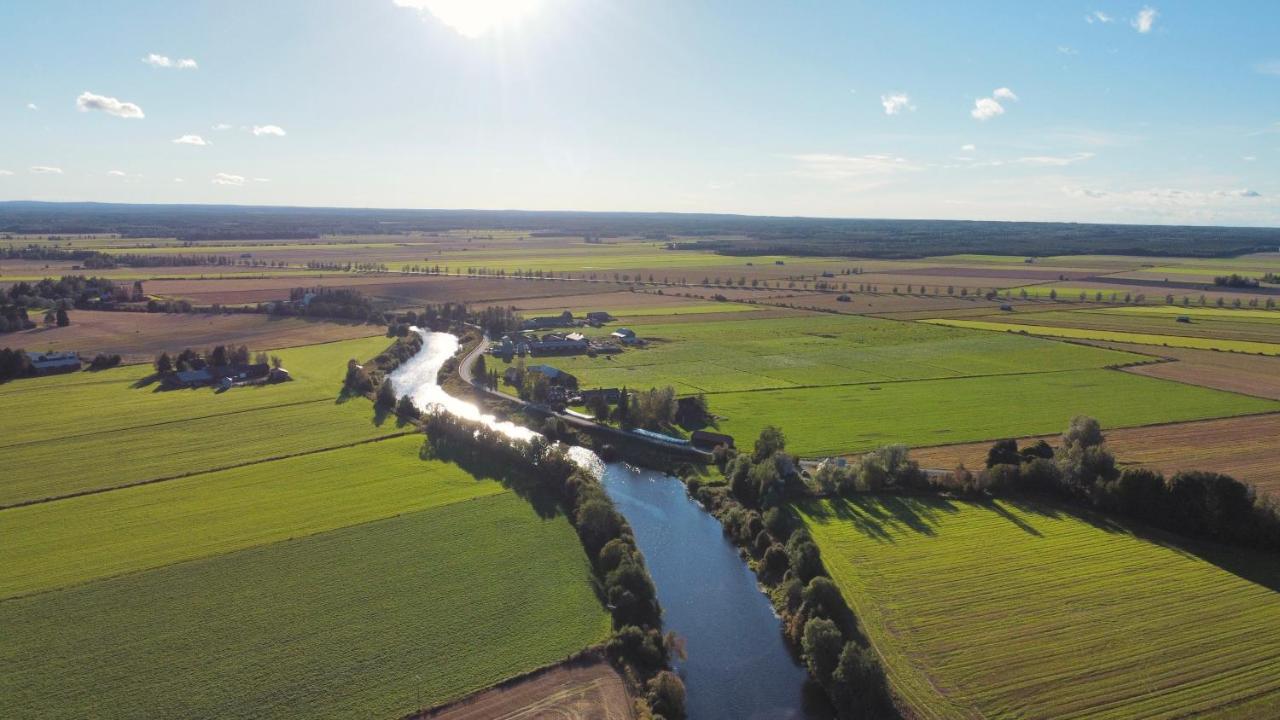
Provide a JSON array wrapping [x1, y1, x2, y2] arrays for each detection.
[[393, 330, 829, 719]]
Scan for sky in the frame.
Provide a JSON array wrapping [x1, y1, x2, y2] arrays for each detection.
[[1, 0, 1278, 226]]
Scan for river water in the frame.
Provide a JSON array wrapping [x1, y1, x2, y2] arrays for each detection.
[[392, 329, 825, 719]]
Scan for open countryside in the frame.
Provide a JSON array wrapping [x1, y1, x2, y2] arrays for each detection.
[[5, 2, 1280, 719]]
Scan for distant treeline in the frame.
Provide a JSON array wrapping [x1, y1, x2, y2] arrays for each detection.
[[3, 201, 1277, 258], [5, 244, 290, 269]]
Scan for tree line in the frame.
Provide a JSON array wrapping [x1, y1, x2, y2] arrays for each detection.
[[942, 416, 1280, 552], [686, 426, 897, 719], [420, 411, 687, 719], [154, 345, 277, 374]]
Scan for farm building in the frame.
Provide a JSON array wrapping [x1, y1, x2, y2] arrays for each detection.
[[611, 328, 636, 340], [527, 364, 578, 390], [163, 363, 270, 389], [25, 351, 81, 375], [631, 428, 690, 447], [691, 430, 735, 449], [520, 312, 573, 330], [580, 387, 621, 404], [528, 333, 589, 356]]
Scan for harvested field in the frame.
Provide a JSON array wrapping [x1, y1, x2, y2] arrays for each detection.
[[422, 655, 634, 720], [906, 413, 1280, 496], [798, 495, 1280, 719], [7, 310, 380, 363], [146, 275, 616, 305], [1083, 340, 1280, 400], [922, 318, 1280, 355]]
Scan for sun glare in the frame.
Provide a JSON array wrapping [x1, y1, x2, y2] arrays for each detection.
[[399, 0, 543, 39]]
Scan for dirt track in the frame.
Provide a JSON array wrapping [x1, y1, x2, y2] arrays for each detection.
[[420, 656, 634, 720]]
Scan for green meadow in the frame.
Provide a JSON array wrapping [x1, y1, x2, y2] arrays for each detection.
[[1, 494, 610, 720], [2, 436, 499, 598], [796, 496, 1280, 719], [712, 369, 1278, 456], [923, 318, 1280, 355]]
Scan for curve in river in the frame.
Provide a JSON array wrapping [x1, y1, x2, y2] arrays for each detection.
[[391, 329, 827, 719]]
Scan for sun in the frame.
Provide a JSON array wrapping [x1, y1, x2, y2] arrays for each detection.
[[397, 0, 544, 39]]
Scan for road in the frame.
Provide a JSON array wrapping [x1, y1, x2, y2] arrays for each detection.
[[456, 334, 710, 460]]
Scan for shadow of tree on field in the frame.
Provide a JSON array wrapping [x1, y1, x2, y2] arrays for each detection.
[[417, 439, 563, 520], [803, 494, 960, 543]]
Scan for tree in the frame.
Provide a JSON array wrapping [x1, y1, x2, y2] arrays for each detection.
[[802, 617, 844, 685], [753, 425, 786, 462], [270, 354, 283, 369], [396, 394, 420, 419], [155, 351, 173, 375], [786, 531, 823, 583], [586, 392, 610, 420], [209, 345, 229, 367], [647, 671, 687, 719], [474, 353, 486, 378], [985, 438, 1020, 468], [375, 378, 397, 408], [1062, 415, 1104, 449], [55, 308, 69, 327], [830, 641, 890, 718]]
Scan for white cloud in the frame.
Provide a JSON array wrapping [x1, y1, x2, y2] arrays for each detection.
[[1243, 156, 1257, 162], [253, 177, 271, 183], [1132, 6, 1158, 33], [0, 169, 13, 176], [106, 170, 127, 177], [212, 123, 233, 131], [971, 97, 1004, 121], [393, 0, 543, 38], [971, 88, 1018, 121], [1256, 60, 1280, 76], [26, 102, 38, 111], [1085, 10, 1113, 24], [788, 153, 918, 181], [76, 91, 145, 119], [880, 93, 914, 116], [960, 144, 976, 152], [1016, 152, 1095, 166], [252, 124, 286, 137], [174, 178, 185, 183], [173, 134, 211, 146], [1057, 46, 1078, 55], [143, 53, 198, 69], [30, 166, 63, 174], [1066, 186, 1262, 203], [212, 172, 246, 186]]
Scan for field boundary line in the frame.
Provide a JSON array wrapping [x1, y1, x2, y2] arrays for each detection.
[[0, 486, 517, 604], [0, 430, 417, 511], [693, 366, 1106, 397], [0, 397, 337, 451]]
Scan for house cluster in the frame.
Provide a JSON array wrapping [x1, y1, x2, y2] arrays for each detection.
[[163, 363, 291, 391], [25, 350, 82, 375]]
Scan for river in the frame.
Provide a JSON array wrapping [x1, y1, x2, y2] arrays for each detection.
[[391, 329, 826, 719]]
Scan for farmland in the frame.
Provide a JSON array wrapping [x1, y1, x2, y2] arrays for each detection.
[[1, 493, 610, 720], [711, 369, 1277, 457], [1086, 340, 1280, 400], [797, 495, 1280, 719], [922, 318, 1280, 355], [907, 413, 1280, 497], [6, 309, 381, 362]]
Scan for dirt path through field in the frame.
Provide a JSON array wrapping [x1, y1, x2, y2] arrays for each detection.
[[419, 656, 634, 720]]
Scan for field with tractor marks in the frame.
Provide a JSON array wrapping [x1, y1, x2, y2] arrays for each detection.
[[797, 495, 1280, 719]]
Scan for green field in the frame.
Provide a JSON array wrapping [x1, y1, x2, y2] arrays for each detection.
[[0, 336, 406, 505], [522, 314, 1144, 395], [2, 436, 500, 598], [797, 496, 1280, 719], [1, 493, 610, 719], [922, 318, 1280, 355], [712, 369, 1278, 456]]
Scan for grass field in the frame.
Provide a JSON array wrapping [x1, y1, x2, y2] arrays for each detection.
[[0, 493, 611, 720], [796, 495, 1280, 719], [711, 369, 1278, 456], [2, 436, 500, 598], [525, 314, 1144, 395], [922, 318, 1280, 355]]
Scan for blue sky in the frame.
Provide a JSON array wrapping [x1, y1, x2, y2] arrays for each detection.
[[1, 1, 1277, 225]]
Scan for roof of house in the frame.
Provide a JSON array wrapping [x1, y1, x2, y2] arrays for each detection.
[[611, 327, 636, 337], [175, 369, 213, 383], [527, 364, 568, 378]]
